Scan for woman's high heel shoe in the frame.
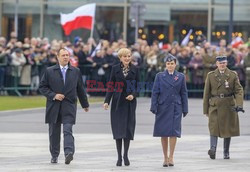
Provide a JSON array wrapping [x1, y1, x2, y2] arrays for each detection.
[[163, 162, 168, 167], [168, 158, 174, 166], [163, 158, 169, 167]]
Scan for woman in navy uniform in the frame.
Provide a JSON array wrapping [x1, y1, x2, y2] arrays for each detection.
[[150, 54, 188, 167], [103, 48, 140, 166]]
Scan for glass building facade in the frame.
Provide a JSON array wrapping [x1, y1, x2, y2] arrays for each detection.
[[0, 0, 250, 44]]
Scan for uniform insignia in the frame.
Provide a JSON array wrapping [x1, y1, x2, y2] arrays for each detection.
[[225, 80, 229, 88]]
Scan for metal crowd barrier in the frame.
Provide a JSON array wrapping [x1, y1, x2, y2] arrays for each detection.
[[3, 64, 245, 97]]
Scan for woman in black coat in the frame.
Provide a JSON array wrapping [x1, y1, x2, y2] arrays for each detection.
[[103, 48, 139, 166]]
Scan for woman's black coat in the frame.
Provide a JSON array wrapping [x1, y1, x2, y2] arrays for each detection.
[[104, 63, 140, 140]]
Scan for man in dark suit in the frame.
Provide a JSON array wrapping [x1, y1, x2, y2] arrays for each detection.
[[39, 48, 89, 164]]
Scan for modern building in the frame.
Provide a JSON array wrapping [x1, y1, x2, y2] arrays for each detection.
[[0, 0, 250, 45]]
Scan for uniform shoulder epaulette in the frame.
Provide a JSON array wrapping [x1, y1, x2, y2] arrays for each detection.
[[230, 70, 238, 75], [207, 71, 215, 75], [177, 71, 184, 76], [157, 71, 165, 76]]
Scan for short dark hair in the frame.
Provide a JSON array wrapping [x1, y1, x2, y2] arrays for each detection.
[[57, 47, 69, 56]]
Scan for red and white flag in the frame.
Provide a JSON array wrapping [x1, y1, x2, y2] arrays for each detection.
[[60, 3, 96, 36], [231, 36, 243, 48]]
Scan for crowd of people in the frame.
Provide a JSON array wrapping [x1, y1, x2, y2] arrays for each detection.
[[0, 31, 250, 97]]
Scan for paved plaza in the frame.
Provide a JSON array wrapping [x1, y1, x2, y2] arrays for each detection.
[[0, 98, 250, 171]]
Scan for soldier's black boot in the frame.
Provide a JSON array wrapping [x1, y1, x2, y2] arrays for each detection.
[[224, 137, 231, 159], [208, 136, 218, 159]]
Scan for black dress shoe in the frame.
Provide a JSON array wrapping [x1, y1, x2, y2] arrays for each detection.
[[65, 153, 73, 164], [208, 149, 216, 159], [224, 153, 230, 159], [116, 159, 122, 166], [51, 157, 58, 163]]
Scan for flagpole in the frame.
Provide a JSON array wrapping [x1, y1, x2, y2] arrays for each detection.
[[90, 4, 96, 39], [14, 0, 19, 37], [90, 18, 94, 39]]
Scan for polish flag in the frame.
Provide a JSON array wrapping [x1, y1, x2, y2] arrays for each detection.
[[231, 36, 243, 48], [60, 3, 96, 36]]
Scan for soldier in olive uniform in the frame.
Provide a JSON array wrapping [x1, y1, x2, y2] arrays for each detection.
[[203, 56, 244, 160]]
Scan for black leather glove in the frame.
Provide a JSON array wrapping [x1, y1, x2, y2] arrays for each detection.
[[232, 106, 245, 113], [236, 107, 245, 113], [183, 112, 188, 117]]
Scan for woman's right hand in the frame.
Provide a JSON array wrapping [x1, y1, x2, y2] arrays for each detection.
[[103, 103, 109, 110]]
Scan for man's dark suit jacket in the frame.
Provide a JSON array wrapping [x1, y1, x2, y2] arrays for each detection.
[[39, 63, 89, 124]]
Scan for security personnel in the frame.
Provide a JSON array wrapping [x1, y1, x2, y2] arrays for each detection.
[[203, 56, 244, 160]]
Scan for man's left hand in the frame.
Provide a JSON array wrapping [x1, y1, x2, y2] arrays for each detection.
[[83, 108, 89, 112]]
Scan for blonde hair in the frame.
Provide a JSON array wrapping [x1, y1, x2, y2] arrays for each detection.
[[117, 48, 131, 59]]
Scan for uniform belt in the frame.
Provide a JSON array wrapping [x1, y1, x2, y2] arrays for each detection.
[[211, 93, 233, 98]]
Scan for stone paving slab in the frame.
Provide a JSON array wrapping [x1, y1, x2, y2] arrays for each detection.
[[1, 133, 250, 172]]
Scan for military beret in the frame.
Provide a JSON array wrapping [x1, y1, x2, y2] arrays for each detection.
[[164, 53, 177, 62], [216, 56, 227, 62]]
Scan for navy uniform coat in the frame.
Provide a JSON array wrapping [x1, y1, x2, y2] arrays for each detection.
[[39, 63, 89, 124], [104, 63, 140, 140], [150, 70, 188, 137]]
